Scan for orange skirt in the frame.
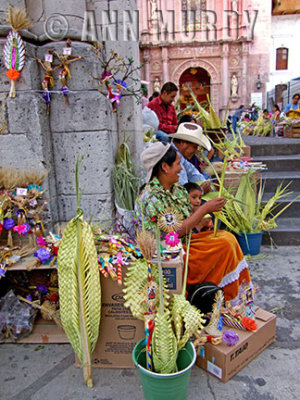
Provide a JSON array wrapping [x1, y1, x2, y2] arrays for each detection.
[[183, 230, 251, 302]]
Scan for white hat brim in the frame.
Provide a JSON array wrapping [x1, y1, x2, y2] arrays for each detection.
[[168, 132, 212, 151]]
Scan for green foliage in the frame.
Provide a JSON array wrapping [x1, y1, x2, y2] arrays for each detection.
[[112, 140, 140, 210], [218, 170, 300, 233]]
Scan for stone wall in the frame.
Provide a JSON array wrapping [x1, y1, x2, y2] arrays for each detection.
[[0, 0, 143, 228]]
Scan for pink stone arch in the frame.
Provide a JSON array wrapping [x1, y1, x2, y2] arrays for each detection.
[[171, 59, 220, 111]]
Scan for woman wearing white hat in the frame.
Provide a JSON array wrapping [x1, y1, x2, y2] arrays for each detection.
[[136, 141, 251, 305]]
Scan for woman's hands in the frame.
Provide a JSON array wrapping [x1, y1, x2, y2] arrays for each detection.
[[203, 197, 226, 213]]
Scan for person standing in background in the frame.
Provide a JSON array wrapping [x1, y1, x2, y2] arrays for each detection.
[[232, 105, 245, 133]]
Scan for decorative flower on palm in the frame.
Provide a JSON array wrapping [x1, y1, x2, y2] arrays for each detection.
[[157, 208, 182, 233], [165, 231, 180, 247]]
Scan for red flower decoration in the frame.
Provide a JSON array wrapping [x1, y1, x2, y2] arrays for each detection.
[[151, 216, 157, 221], [51, 245, 59, 256], [6, 69, 20, 81], [0, 223, 3, 236], [49, 294, 59, 303], [242, 317, 257, 331]]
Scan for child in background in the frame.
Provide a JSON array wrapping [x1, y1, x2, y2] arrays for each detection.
[[184, 182, 213, 232]]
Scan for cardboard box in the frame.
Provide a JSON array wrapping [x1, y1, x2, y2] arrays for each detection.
[[0, 317, 68, 344], [196, 308, 276, 383], [153, 252, 184, 295], [89, 272, 144, 369], [89, 256, 183, 369], [19, 318, 68, 343]]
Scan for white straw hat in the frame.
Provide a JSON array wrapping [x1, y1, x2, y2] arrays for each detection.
[[169, 122, 212, 151], [141, 142, 171, 182]]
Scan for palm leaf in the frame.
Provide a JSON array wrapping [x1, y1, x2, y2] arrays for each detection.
[[152, 311, 178, 374], [57, 157, 101, 387]]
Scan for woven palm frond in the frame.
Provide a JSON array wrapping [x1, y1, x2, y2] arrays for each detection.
[[152, 311, 178, 374], [123, 260, 169, 319], [171, 294, 205, 350], [170, 293, 184, 341], [58, 215, 101, 387], [6, 5, 32, 31], [57, 157, 101, 388], [178, 297, 206, 349], [123, 259, 151, 319]]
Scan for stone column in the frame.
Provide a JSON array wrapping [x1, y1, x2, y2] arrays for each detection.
[[143, 49, 151, 84], [162, 47, 169, 83], [221, 43, 229, 111], [241, 41, 249, 102]]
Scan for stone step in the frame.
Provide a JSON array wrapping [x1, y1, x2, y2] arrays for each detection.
[[242, 136, 300, 157], [262, 192, 300, 218], [262, 218, 300, 245], [261, 171, 300, 192], [253, 154, 300, 172]]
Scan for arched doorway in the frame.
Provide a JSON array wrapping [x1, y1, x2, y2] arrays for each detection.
[[179, 67, 211, 110]]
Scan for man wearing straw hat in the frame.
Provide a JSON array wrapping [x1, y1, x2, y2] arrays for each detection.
[[168, 122, 212, 194]]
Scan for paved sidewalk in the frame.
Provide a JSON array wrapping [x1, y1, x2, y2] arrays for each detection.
[[1, 246, 300, 400]]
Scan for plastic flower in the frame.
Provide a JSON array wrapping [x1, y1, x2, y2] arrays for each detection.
[[34, 248, 51, 264], [13, 224, 27, 235], [6, 69, 20, 80], [0, 268, 6, 278], [49, 294, 59, 303], [36, 237, 47, 246], [165, 231, 180, 247], [242, 316, 258, 331], [222, 330, 239, 346], [3, 218, 15, 231], [37, 284, 49, 295], [0, 223, 3, 235], [13, 223, 30, 235]]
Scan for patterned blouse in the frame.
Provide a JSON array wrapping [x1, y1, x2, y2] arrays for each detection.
[[135, 177, 191, 232]]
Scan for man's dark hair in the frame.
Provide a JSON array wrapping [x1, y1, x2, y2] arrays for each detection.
[[149, 91, 159, 102], [184, 182, 202, 193], [292, 93, 300, 99], [161, 82, 178, 95], [179, 114, 196, 124]]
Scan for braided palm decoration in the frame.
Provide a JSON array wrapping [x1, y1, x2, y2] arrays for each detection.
[[3, 6, 31, 98], [171, 232, 205, 349], [57, 158, 101, 387]]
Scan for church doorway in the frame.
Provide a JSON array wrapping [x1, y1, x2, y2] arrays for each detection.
[[179, 67, 211, 110]]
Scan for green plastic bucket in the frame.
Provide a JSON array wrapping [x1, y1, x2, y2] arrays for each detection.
[[132, 339, 196, 400]]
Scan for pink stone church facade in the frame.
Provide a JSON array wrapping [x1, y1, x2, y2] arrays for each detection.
[[138, 0, 272, 117]]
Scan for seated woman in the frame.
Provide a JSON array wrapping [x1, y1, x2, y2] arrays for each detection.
[[136, 142, 251, 306]]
